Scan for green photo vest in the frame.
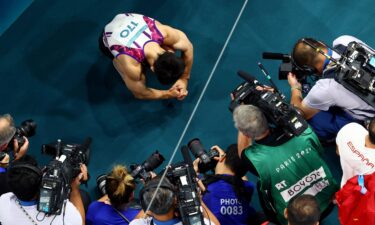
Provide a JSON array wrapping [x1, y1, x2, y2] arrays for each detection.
[[244, 127, 338, 225]]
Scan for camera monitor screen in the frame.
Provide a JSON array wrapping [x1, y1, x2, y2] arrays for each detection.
[[369, 56, 375, 68]]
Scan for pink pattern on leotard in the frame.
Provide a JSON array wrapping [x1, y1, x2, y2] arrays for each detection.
[[109, 15, 164, 62], [143, 16, 164, 44]]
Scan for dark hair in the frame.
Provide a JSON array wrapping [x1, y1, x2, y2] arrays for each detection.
[[140, 176, 175, 215], [368, 117, 375, 144], [154, 52, 185, 85], [287, 194, 320, 225], [224, 144, 252, 201], [7, 155, 41, 201], [105, 165, 135, 209], [292, 38, 326, 70]]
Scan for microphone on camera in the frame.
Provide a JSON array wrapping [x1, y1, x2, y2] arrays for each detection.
[[237, 70, 261, 86], [262, 52, 291, 62], [258, 62, 281, 95]]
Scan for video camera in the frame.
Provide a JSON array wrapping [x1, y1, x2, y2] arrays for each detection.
[[188, 138, 218, 173], [7, 119, 37, 150], [262, 52, 315, 82], [163, 146, 205, 225], [38, 137, 91, 215], [229, 70, 308, 137]]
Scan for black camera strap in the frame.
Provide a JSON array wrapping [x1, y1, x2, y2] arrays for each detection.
[[112, 207, 130, 223], [16, 199, 39, 225], [202, 174, 235, 187]]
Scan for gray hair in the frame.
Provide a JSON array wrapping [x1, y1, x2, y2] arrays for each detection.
[[141, 177, 175, 215], [233, 105, 269, 139], [0, 114, 16, 146]]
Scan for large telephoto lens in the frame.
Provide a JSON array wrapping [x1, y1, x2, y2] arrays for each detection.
[[143, 151, 165, 172], [188, 138, 210, 164], [18, 119, 37, 137]]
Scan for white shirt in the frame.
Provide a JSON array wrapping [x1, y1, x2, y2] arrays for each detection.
[[0, 192, 82, 225], [303, 35, 375, 120], [336, 123, 375, 187]]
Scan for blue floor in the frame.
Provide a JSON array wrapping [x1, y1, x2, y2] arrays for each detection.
[[2, 0, 375, 224]]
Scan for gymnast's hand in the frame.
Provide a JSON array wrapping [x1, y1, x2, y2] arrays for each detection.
[[171, 78, 188, 100]]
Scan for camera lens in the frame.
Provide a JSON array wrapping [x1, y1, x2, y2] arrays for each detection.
[[96, 174, 107, 195], [18, 119, 37, 137], [143, 151, 165, 172], [187, 138, 205, 157], [188, 138, 210, 164]]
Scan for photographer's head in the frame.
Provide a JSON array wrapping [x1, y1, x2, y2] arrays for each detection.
[[0, 114, 16, 151], [233, 105, 269, 139], [292, 38, 327, 75], [140, 176, 176, 217], [7, 155, 41, 201], [153, 51, 185, 85], [223, 144, 248, 177], [285, 194, 320, 225], [105, 165, 135, 209]]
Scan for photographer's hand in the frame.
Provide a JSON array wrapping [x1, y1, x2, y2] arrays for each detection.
[[0, 153, 10, 168], [193, 158, 200, 174], [80, 164, 89, 182], [255, 85, 274, 92], [13, 137, 29, 161], [70, 165, 87, 225], [287, 72, 302, 89], [287, 72, 319, 120], [211, 145, 226, 163]]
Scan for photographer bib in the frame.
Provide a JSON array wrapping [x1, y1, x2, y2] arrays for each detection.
[[244, 127, 338, 225]]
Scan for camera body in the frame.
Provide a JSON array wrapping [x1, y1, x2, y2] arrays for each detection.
[[262, 52, 314, 83], [130, 151, 165, 182], [188, 138, 219, 173], [230, 73, 308, 137], [7, 119, 37, 150], [165, 160, 204, 225], [96, 151, 165, 196], [38, 138, 91, 215]]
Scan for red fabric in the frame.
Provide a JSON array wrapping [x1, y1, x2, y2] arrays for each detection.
[[336, 173, 375, 225]]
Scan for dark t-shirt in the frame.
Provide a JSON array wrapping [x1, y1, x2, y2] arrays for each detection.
[[0, 168, 10, 196]]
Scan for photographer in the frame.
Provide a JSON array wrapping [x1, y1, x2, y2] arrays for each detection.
[[86, 165, 144, 224], [130, 176, 220, 225], [0, 155, 87, 225], [0, 114, 30, 196], [233, 105, 337, 225], [193, 144, 256, 225], [0, 113, 30, 160], [263, 195, 320, 225], [288, 35, 375, 141], [336, 117, 375, 187]]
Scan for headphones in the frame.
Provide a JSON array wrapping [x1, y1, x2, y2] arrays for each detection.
[[9, 163, 42, 178], [291, 38, 332, 76], [139, 177, 176, 214]]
